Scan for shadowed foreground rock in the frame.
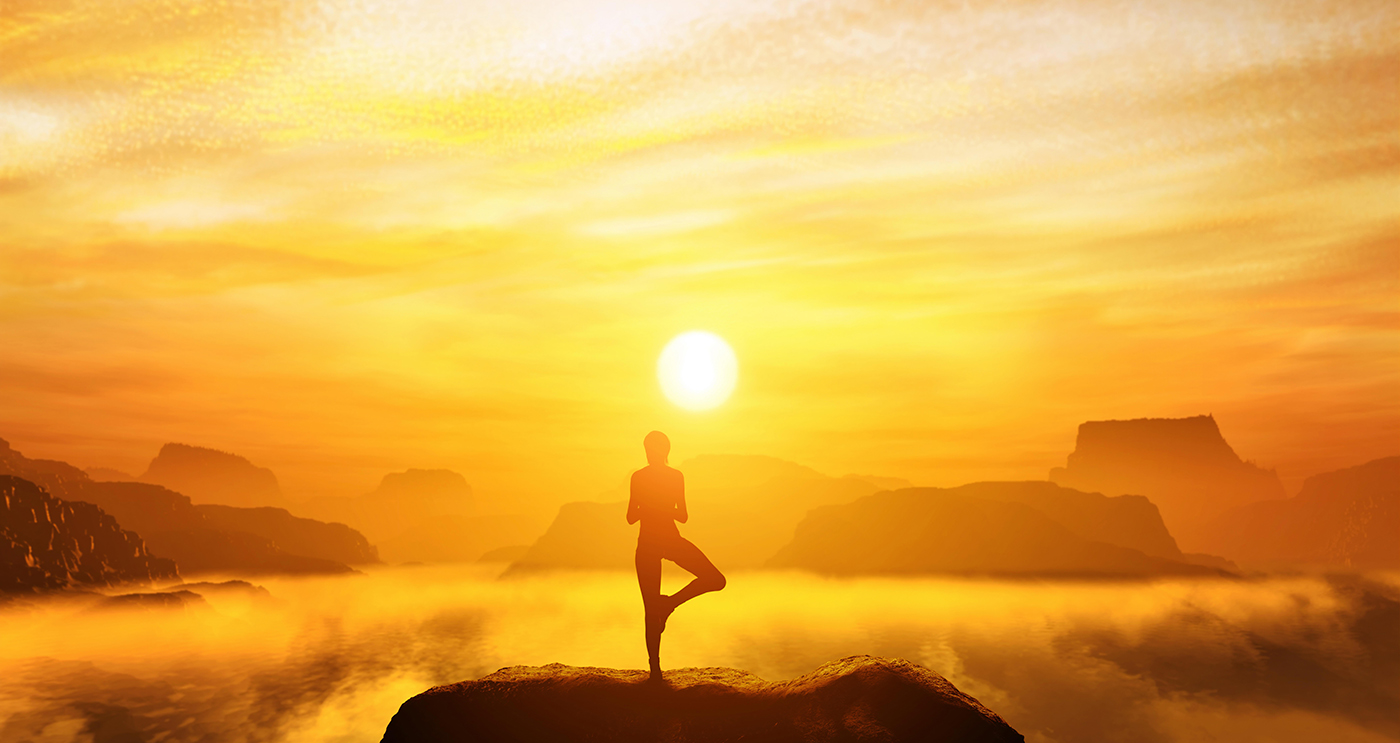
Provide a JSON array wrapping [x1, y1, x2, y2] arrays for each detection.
[[382, 655, 1024, 743]]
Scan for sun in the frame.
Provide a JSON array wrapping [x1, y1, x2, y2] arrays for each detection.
[[657, 331, 738, 411]]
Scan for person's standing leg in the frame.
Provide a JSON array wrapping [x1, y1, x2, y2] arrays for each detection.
[[635, 546, 663, 676]]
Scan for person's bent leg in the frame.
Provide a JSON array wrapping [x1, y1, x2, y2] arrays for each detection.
[[664, 536, 726, 610]]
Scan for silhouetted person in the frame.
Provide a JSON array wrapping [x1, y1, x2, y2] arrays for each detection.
[[629, 431, 726, 680]]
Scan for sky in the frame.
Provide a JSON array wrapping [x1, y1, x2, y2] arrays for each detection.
[[1, 0, 1396, 507]]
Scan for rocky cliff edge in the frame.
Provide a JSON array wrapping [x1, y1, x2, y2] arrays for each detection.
[[381, 655, 1023, 743]]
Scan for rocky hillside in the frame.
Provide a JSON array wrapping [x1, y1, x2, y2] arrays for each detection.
[[140, 443, 284, 508], [381, 656, 1023, 743], [1050, 415, 1284, 551], [1194, 456, 1400, 568], [2, 475, 178, 592]]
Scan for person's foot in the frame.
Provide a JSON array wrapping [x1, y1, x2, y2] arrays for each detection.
[[648, 660, 663, 682], [657, 594, 678, 631]]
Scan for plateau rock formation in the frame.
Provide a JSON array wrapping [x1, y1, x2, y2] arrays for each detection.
[[1194, 456, 1400, 568], [140, 443, 284, 508], [2, 438, 372, 576], [1050, 416, 1284, 552], [505, 455, 901, 575], [767, 485, 1226, 577], [381, 655, 1023, 743], [1, 475, 178, 592]]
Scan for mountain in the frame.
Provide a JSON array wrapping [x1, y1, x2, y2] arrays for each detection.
[[1049, 415, 1285, 552], [298, 468, 476, 543], [503, 455, 899, 575], [140, 443, 284, 508], [375, 513, 544, 564], [1, 438, 372, 576], [1194, 456, 1400, 569], [767, 485, 1225, 578], [2, 475, 179, 592], [382, 656, 1024, 743], [63, 483, 376, 573], [503, 501, 629, 576]]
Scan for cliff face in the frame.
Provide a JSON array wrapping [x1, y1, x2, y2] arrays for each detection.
[[381, 656, 1024, 743], [766, 487, 1223, 578], [1194, 456, 1400, 568], [1, 476, 178, 592], [140, 443, 284, 508], [1050, 416, 1284, 552]]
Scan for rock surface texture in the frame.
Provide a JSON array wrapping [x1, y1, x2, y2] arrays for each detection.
[[381, 656, 1023, 743], [1, 475, 178, 592]]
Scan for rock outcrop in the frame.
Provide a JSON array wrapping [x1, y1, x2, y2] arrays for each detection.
[[381, 656, 1023, 743], [140, 443, 285, 508], [1, 475, 178, 592], [1194, 456, 1400, 568], [1050, 416, 1284, 551], [2, 438, 372, 576], [767, 486, 1226, 578], [504, 456, 901, 575]]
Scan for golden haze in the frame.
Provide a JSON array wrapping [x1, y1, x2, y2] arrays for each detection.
[[1, 0, 1396, 507]]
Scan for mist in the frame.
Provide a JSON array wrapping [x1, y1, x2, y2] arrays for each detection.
[[3, 568, 1397, 743]]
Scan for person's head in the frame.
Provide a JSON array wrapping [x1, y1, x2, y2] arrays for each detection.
[[643, 430, 670, 466]]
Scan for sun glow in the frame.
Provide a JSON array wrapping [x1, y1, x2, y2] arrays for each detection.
[[657, 331, 738, 411]]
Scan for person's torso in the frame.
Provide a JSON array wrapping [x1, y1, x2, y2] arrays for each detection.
[[633, 466, 682, 544]]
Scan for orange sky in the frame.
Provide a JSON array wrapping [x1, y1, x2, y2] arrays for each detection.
[[1, 0, 1396, 508]]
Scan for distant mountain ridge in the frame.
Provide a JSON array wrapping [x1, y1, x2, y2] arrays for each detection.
[[1195, 456, 1400, 568], [298, 468, 476, 544], [1, 438, 374, 577], [1051, 415, 1284, 551], [766, 482, 1228, 578], [2, 475, 179, 592]]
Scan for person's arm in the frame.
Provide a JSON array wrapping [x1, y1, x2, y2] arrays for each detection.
[[627, 472, 641, 525], [674, 472, 689, 523]]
